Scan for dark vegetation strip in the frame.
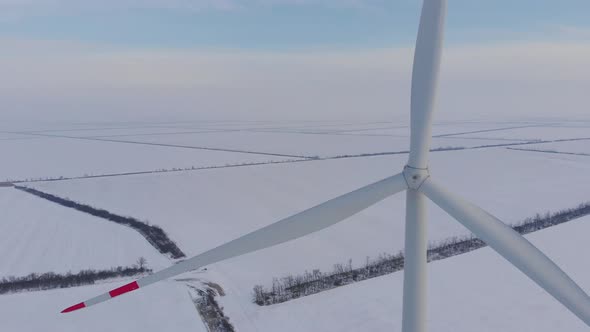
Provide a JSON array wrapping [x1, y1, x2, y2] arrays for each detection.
[[433, 124, 540, 137], [241, 123, 541, 137], [82, 137, 310, 159], [253, 202, 590, 306], [14, 186, 185, 259], [329, 137, 590, 156], [1, 147, 467, 184], [0, 265, 151, 295], [0, 136, 48, 141], [7, 137, 590, 185], [465, 137, 590, 150], [14, 131, 312, 159], [244, 125, 408, 136], [436, 135, 534, 142], [9, 159, 309, 184], [85, 129, 226, 138], [506, 147, 590, 157], [2, 124, 184, 134], [188, 283, 235, 332]]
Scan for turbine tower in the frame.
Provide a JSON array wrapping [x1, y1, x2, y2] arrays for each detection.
[[63, 0, 590, 330]]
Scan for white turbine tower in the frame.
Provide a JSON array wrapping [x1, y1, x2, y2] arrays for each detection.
[[63, 0, 590, 330]]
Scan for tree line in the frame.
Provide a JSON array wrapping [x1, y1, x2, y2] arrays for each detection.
[[253, 201, 590, 306], [15, 186, 185, 259], [189, 282, 235, 332], [1, 258, 150, 295], [6, 159, 300, 185]]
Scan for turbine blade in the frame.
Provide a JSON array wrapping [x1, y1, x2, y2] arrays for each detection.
[[408, 0, 447, 169], [420, 179, 590, 326], [62, 173, 408, 313]]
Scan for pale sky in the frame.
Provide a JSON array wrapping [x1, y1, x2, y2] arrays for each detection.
[[1, 1, 589, 123]]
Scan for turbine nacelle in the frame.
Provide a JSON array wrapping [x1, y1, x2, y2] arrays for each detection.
[[402, 165, 430, 190]]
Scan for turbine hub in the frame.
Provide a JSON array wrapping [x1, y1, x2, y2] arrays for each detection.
[[403, 165, 430, 190]]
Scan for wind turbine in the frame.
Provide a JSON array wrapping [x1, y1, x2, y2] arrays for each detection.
[[62, 0, 590, 330]]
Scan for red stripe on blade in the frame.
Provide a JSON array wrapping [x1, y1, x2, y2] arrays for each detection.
[[61, 302, 86, 313], [109, 281, 140, 298]]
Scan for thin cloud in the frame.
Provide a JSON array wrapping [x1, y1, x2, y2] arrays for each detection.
[[0, 0, 386, 16], [1, 39, 589, 123], [553, 25, 590, 40]]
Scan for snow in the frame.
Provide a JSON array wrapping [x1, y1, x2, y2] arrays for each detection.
[[218, 215, 590, 332], [3, 120, 589, 331], [29, 147, 590, 287], [0, 133, 36, 140], [178, 120, 398, 132], [120, 130, 523, 157], [0, 280, 206, 332], [31, 154, 411, 261], [340, 121, 539, 137], [456, 124, 590, 141], [0, 137, 293, 181], [26, 126, 221, 138], [520, 140, 590, 155], [0, 188, 169, 278]]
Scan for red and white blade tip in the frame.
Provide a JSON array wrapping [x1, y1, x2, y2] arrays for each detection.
[[60, 281, 140, 313], [61, 302, 86, 313]]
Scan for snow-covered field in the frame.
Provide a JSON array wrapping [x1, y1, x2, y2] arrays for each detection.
[[115, 130, 525, 157], [220, 215, 590, 332], [30, 147, 590, 271], [0, 188, 169, 278], [0, 136, 294, 181], [0, 280, 205, 332], [456, 124, 590, 141], [2, 120, 589, 332], [520, 140, 590, 155]]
